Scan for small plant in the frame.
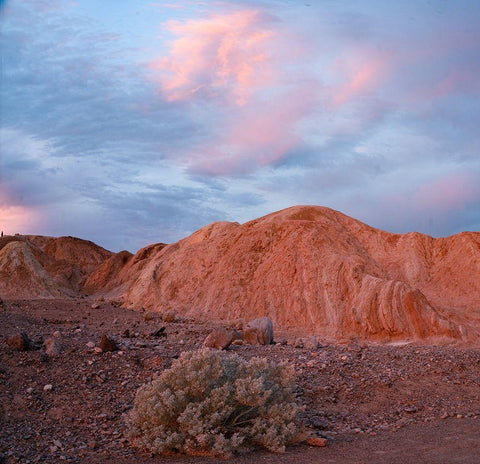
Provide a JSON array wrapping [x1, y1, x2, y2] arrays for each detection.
[[126, 349, 302, 457]]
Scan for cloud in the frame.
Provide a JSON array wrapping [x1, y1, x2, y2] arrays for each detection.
[[153, 9, 275, 106]]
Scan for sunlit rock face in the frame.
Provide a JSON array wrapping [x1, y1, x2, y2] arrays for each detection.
[[87, 206, 480, 342]]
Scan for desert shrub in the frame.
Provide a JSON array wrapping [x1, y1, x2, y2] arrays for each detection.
[[126, 349, 302, 457]]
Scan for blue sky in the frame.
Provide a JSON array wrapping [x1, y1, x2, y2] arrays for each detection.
[[1, 0, 479, 251]]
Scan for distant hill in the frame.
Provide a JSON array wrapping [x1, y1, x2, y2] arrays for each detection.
[[2, 206, 479, 343], [0, 235, 111, 298]]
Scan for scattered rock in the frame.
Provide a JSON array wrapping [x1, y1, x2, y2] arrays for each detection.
[[43, 384, 53, 392], [5, 333, 34, 351], [99, 335, 118, 352], [204, 329, 234, 350], [91, 303, 100, 309], [306, 436, 328, 447], [243, 317, 274, 345], [44, 338, 64, 356]]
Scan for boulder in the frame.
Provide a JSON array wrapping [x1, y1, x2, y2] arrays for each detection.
[[244, 317, 274, 345], [203, 329, 234, 350]]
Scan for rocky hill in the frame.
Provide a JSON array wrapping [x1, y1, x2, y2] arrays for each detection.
[[86, 206, 480, 342], [1, 206, 479, 342]]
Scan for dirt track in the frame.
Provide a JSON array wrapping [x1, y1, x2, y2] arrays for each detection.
[[1, 299, 479, 463]]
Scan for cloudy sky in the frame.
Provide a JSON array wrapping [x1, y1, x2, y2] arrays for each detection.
[[1, 0, 479, 252]]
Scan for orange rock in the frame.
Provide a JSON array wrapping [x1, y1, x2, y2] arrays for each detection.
[[307, 436, 328, 447]]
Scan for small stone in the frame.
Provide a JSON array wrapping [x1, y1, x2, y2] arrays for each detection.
[[162, 311, 176, 323], [44, 338, 64, 356], [74, 328, 82, 334], [53, 440, 62, 448], [99, 335, 118, 352], [143, 312, 156, 321], [49, 445, 58, 453], [86, 341, 95, 348], [94, 347, 103, 354], [26, 387, 34, 394], [456, 414, 463, 419], [303, 336, 319, 350], [91, 303, 100, 309], [307, 437, 328, 447], [404, 406, 418, 413], [53, 331, 61, 338], [43, 384, 53, 391]]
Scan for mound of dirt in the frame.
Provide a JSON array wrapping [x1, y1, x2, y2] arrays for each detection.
[[88, 206, 480, 343]]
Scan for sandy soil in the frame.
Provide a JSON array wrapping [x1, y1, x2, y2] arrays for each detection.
[[1, 299, 479, 463]]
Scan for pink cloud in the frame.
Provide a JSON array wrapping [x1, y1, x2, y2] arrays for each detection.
[[330, 54, 387, 109], [150, 9, 390, 175], [152, 9, 275, 106]]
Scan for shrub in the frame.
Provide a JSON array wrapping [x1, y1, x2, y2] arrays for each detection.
[[126, 349, 302, 457]]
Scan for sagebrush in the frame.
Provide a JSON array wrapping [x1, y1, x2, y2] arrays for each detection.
[[127, 349, 302, 457]]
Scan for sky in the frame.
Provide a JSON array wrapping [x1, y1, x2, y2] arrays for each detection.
[[1, 0, 479, 252]]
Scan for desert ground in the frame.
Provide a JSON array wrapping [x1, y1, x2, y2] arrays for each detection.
[[1, 298, 479, 464]]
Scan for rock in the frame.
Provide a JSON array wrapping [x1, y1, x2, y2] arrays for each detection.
[[303, 336, 319, 350], [99, 335, 118, 352], [44, 338, 64, 356], [307, 436, 328, 447], [143, 312, 156, 322], [43, 384, 53, 391], [203, 329, 234, 350], [6, 333, 34, 351], [86, 341, 95, 348], [53, 331, 61, 338], [91, 303, 100, 309], [243, 317, 274, 345], [162, 311, 176, 323]]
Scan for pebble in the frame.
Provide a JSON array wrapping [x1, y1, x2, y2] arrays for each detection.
[[43, 384, 53, 391], [86, 341, 95, 348]]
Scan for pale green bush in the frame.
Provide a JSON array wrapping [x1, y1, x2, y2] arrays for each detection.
[[127, 349, 302, 457]]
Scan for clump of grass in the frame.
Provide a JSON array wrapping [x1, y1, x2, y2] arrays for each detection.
[[127, 349, 302, 458]]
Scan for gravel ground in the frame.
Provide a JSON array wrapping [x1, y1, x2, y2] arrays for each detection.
[[1, 299, 479, 463]]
